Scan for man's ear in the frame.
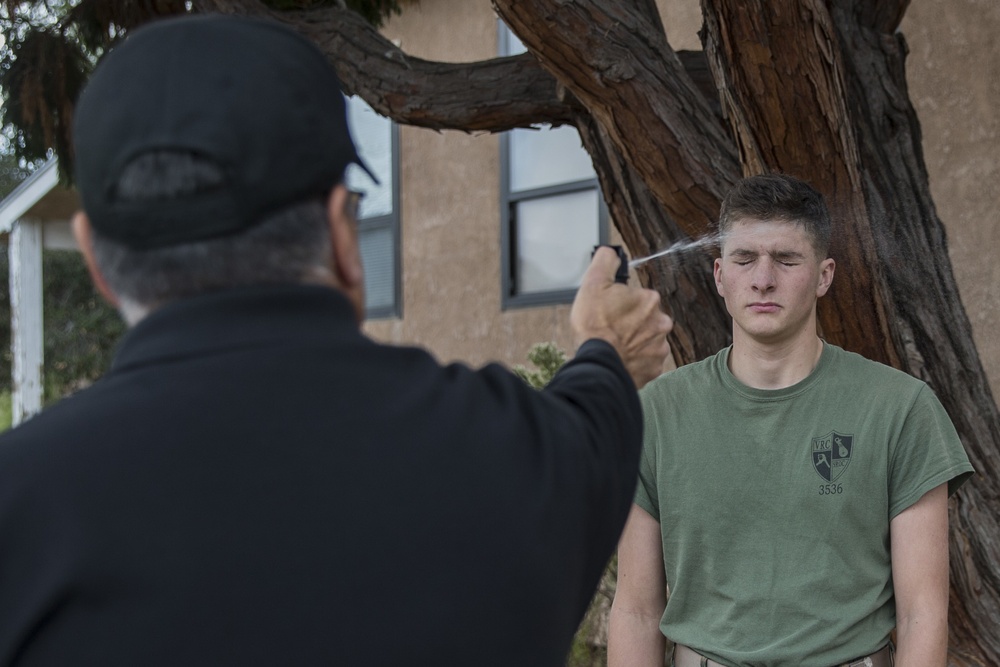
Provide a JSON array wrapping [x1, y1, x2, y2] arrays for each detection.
[[71, 211, 120, 308], [326, 185, 366, 322], [713, 257, 725, 297], [816, 257, 836, 297]]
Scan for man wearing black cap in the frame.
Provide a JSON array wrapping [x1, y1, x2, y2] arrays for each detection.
[[0, 13, 672, 666]]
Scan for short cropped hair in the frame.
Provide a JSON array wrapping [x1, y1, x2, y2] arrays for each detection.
[[718, 173, 832, 257], [91, 151, 333, 309]]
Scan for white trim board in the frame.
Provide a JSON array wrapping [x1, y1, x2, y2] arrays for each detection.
[[0, 158, 60, 234]]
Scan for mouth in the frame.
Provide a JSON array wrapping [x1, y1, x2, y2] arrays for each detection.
[[749, 302, 780, 313]]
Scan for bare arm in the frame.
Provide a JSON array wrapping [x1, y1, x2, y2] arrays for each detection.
[[890, 483, 950, 667], [609, 504, 667, 667]]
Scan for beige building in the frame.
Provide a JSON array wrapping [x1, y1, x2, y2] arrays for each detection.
[[1, 1, 995, 420], [360, 0, 1000, 401]]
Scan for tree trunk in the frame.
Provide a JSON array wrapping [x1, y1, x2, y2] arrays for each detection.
[[700, 1, 1000, 662], [492, 0, 739, 237], [827, 4, 1000, 661], [574, 110, 731, 363], [491, 0, 743, 364]]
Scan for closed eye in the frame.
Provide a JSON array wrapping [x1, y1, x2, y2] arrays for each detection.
[[772, 252, 805, 266], [729, 251, 757, 266]]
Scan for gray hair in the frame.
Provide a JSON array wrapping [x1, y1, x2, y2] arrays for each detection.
[[90, 151, 333, 319]]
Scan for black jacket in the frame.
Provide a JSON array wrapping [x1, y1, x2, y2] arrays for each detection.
[[0, 285, 642, 666]]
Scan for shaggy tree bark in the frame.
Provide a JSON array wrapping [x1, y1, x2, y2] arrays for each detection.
[[699, 2, 1000, 662], [494, 1, 1000, 662], [191, 0, 1000, 662]]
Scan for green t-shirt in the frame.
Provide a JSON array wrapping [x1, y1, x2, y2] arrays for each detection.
[[635, 343, 973, 667]]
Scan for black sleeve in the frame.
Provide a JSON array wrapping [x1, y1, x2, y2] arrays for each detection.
[[539, 338, 643, 615], [546, 339, 642, 486], [387, 337, 644, 660]]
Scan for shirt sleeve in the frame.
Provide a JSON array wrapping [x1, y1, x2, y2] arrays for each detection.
[[544, 339, 644, 497], [632, 387, 661, 521], [888, 383, 975, 519], [537, 338, 645, 615]]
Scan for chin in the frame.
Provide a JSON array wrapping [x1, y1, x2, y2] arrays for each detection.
[[735, 318, 782, 337], [735, 321, 788, 343]]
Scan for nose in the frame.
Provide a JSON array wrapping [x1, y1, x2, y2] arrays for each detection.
[[751, 257, 776, 293]]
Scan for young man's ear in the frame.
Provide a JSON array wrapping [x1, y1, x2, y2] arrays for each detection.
[[326, 185, 366, 323], [713, 257, 725, 297], [816, 257, 836, 297], [71, 211, 120, 309]]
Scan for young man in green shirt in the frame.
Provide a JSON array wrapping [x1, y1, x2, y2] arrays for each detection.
[[608, 174, 973, 667]]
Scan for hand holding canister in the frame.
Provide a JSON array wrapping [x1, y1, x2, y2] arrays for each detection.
[[572, 246, 672, 388], [592, 244, 630, 284]]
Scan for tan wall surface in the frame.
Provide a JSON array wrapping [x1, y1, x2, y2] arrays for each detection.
[[364, 0, 578, 369], [902, 0, 1000, 397], [364, 0, 999, 399], [657, 0, 703, 51]]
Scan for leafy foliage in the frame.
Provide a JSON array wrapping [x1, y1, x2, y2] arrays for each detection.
[[513, 341, 568, 389], [39, 248, 125, 400], [63, 0, 189, 53], [0, 26, 89, 175], [0, 0, 414, 181], [0, 246, 125, 403], [0, 390, 11, 430], [0, 144, 42, 195]]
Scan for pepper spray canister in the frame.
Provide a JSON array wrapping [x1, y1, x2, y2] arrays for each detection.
[[592, 245, 630, 284]]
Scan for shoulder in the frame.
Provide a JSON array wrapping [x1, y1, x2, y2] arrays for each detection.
[[823, 343, 927, 396], [641, 348, 726, 396], [638, 348, 728, 418], [0, 393, 103, 518], [0, 386, 104, 469]]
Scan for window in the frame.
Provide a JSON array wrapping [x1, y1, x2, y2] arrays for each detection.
[[345, 96, 401, 318], [499, 23, 608, 308]]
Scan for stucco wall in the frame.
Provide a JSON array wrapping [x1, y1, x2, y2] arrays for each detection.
[[365, 0, 999, 399], [902, 0, 1000, 397], [365, 0, 578, 369]]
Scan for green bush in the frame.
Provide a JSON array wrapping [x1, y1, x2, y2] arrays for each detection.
[[0, 245, 125, 405], [0, 390, 11, 431], [513, 342, 568, 389]]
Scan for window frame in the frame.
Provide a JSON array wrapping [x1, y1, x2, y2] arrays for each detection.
[[497, 22, 608, 310], [350, 106, 402, 320]]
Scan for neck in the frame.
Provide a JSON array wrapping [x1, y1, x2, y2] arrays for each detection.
[[118, 267, 349, 329], [728, 330, 825, 390]]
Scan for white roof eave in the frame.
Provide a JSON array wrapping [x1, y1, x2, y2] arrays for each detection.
[[0, 158, 60, 233]]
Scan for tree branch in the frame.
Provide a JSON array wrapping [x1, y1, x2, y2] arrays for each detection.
[[492, 0, 740, 236], [196, 0, 724, 139], [832, 0, 911, 34], [197, 0, 579, 132], [575, 112, 732, 364]]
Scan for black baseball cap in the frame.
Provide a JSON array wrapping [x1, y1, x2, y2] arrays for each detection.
[[72, 13, 375, 250]]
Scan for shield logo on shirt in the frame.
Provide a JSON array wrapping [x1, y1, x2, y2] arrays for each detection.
[[811, 431, 854, 482]]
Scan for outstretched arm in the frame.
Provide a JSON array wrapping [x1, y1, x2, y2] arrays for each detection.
[[609, 504, 667, 667], [890, 483, 949, 667]]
